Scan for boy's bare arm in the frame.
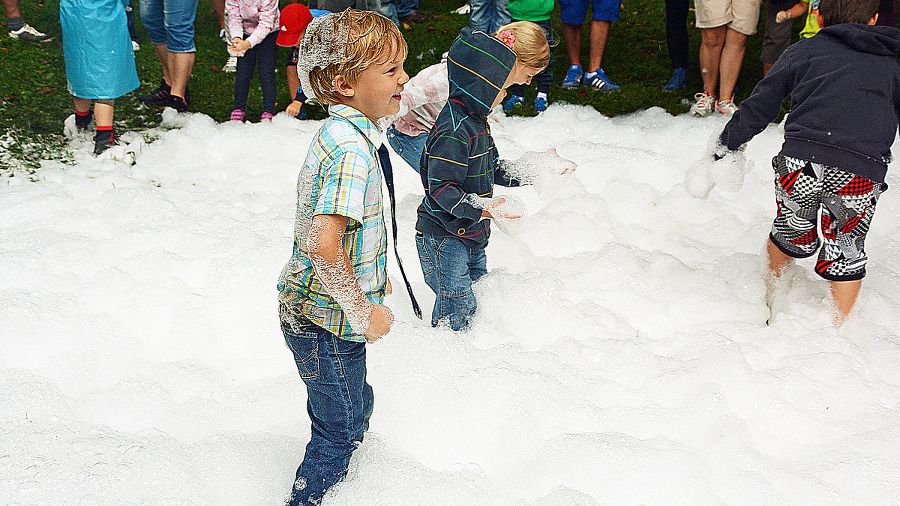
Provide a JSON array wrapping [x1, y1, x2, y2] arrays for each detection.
[[286, 65, 305, 116], [776, 0, 810, 22], [308, 214, 393, 342]]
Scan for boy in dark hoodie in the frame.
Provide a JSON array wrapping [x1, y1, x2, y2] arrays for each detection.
[[415, 25, 550, 330], [715, 0, 900, 325]]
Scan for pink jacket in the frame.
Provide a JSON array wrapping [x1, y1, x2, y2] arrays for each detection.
[[226, 0, 280, 48], [390, 57, 449, 137]]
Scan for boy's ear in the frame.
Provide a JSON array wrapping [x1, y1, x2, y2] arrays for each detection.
[[333, 75, 355, 98]]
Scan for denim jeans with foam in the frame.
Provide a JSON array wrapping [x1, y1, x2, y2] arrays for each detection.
[[416, 233, 487, 330], [281, 316, 373, 506]]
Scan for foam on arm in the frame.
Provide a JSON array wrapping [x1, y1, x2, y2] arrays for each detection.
[[307, 214, 373, 334]]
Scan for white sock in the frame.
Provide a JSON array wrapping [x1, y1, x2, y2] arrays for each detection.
[[537, 92, 548, 101]]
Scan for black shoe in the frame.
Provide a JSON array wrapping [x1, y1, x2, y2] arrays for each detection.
[[168, 95, 189, 112], [93, 129, 119, 155], [138, 79, 171, 106], [75, 111, 94, 131]]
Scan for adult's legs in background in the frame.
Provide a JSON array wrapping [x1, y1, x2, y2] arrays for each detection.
[[717, 26, 747, 102], [587, 19, 611, 72], [665, 0, 689, 70], [698, 25, 726, 97]]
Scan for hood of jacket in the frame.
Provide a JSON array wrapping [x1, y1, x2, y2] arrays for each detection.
[[446, 27, 517, 117], [818, 23, 900, 56]]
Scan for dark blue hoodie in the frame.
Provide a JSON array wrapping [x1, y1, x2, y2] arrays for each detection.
[[720, 23, 900, 183], [415, 28, 521, 248]]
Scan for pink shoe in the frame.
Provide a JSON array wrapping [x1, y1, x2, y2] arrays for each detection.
[[260, 112, 274, 121], [230, 109, 245, 122]]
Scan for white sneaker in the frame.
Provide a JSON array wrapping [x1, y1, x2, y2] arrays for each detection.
[[716, 99, 739, 115], [132, 40, 140, 51], [690, 92, 716, 117], [223, 55, 238, 73], [9, 23, 53, 42]]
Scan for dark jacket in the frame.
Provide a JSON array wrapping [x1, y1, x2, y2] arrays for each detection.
[[415, 28, 521, 248], [720, 23, 900, 183]]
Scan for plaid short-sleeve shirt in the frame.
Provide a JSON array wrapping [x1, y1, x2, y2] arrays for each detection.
[[278, 104, 387, 341]]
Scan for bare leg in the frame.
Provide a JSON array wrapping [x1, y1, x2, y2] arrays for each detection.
[[767, 237, 794, 278], [699, 25, 727, 97], [718, 27, 748, 101], [212, 0, 226, 31], [830, 280, 861, 326], [588, 19, 611, 72], [562, 22, 582, 67], [168, 52, 195, 99], [94, 99, 115, 127], [153, 43, 171, 85], [762, 62, 774, 77], [1, 0, 22, 18], [73, 96, 91, 114]]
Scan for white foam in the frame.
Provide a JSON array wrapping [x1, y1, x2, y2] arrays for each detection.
[[2, 103, 899, 504]]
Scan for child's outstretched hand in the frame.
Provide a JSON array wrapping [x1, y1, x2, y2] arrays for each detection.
[[365, 304, 394, 343], [542, 148, 577, 174], [775, 10, 791, 22], [482, 196, 526, 219]]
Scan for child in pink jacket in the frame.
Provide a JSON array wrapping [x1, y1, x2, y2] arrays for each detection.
[[384, 54, 449, 171], [226, 0, 279, 121]]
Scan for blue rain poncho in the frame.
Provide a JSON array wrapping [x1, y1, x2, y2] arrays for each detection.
[[60, 0, 140, 99]]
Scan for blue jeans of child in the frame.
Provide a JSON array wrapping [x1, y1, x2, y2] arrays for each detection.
[[386, 125, 427, 172], [416, 233, 487, 330], [469, 0, 510, 34], [281, 317, 373, 506]]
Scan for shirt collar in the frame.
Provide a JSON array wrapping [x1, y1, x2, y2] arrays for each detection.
[[329, 103, 382, 151]]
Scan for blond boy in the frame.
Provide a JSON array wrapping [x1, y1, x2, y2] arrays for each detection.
[[276, 10, 408, 506]]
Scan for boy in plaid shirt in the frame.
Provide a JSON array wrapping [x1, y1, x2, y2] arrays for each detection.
[[276, 10, 408, 506]]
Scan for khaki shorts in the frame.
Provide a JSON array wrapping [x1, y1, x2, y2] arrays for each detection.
[[695, 0, 763, 35]]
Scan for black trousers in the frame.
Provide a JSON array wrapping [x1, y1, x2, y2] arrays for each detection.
[[665, 0, 689, 70], [233, 30, 278, 114]]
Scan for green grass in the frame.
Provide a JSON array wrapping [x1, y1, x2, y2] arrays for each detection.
[[0, 0, 775, 171]]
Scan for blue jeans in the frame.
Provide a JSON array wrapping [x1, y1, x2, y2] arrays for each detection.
[[396, 0, 419, 17], [416, 233, 487, 330], [281, 316, 373, 506], [139, 0, 198, 52], [370, 0, 400, 25], [469, 0, 510, 34], [386, 125, 427, 172]]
